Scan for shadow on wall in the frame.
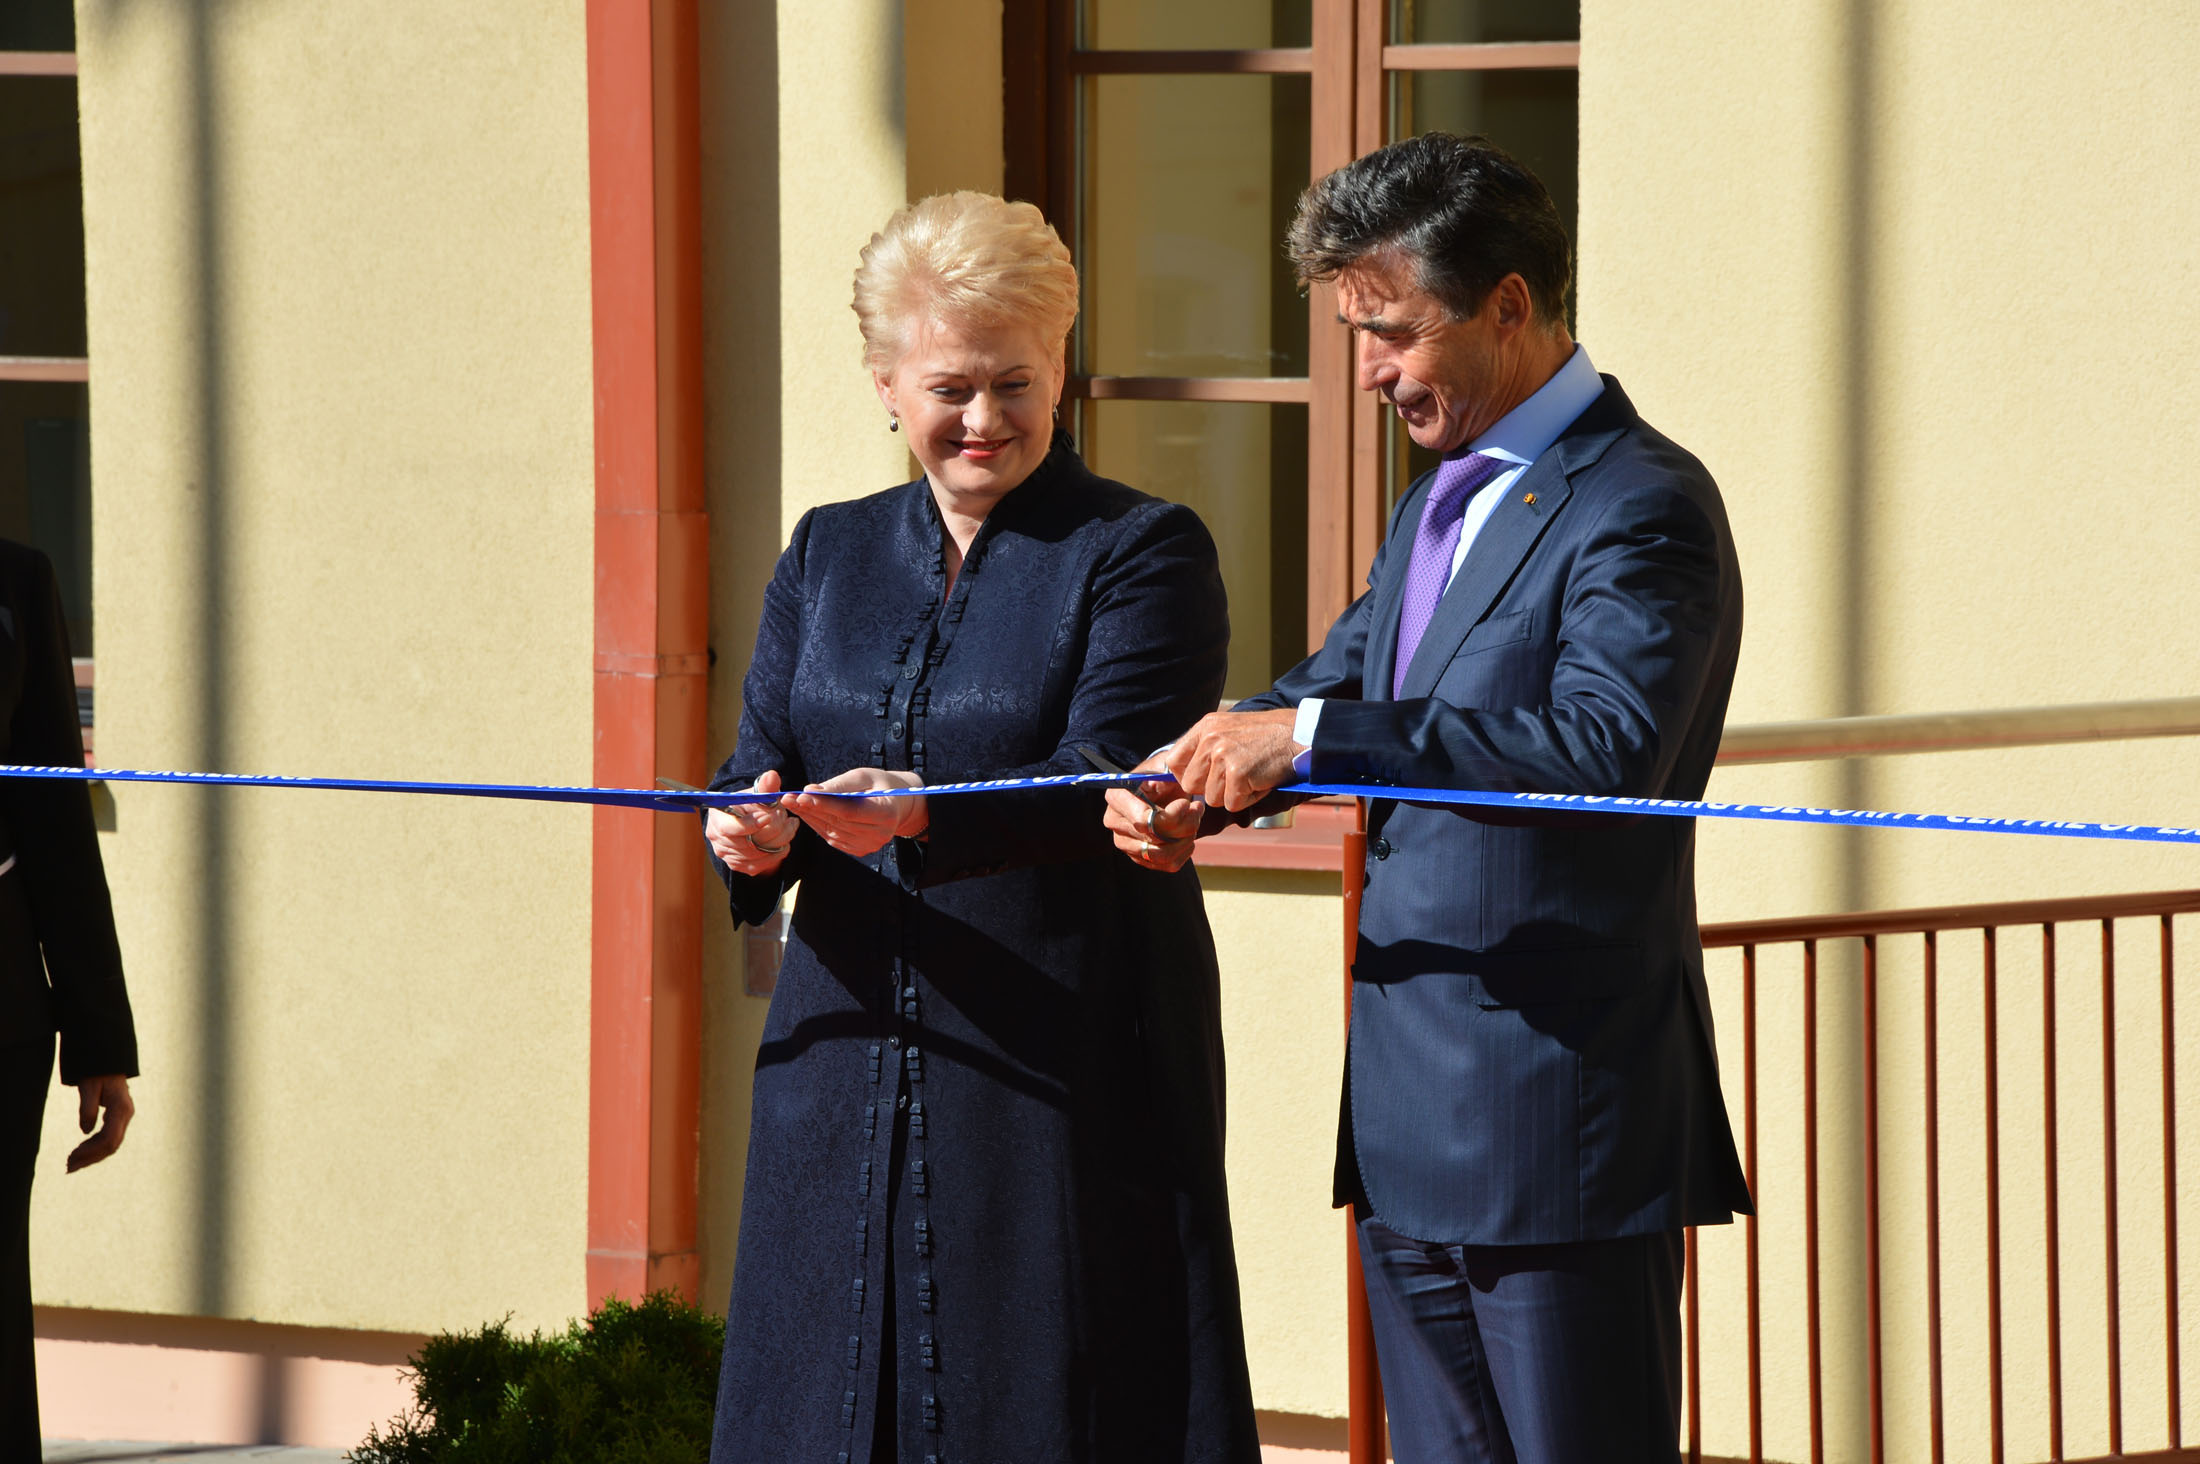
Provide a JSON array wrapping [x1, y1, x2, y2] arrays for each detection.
[[694, 0, 789, 1316], [82, 0, 246, 1431], [1822, 0, 1881, 1455]]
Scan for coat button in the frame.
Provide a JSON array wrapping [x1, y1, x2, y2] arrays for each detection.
[[890, 721, 904, 738], [1372, 837, 1392, 860]]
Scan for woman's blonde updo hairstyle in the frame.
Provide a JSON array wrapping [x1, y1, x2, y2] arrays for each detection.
[[852, 192, 1079, 374]]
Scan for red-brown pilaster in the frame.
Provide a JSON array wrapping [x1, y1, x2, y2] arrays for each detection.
[[585, 0, 708, 1308]]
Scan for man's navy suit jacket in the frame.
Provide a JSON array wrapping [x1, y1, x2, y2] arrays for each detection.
[[1237, 375, 1751, 1247]]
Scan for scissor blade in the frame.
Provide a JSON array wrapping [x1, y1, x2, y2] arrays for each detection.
[[1076, 746, 1129, 777]]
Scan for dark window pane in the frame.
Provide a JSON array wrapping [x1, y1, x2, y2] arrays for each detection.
[[0, 381, 92, 654], [1389, 67, 1576, 320], [0, 76, 88, 358], [1079, 73, 1311, 378], [0, 0, 74, 52], [1080, 0, 1313, 50], [1075, 401, 1307, 698], [1391, 0, 1579, 45]]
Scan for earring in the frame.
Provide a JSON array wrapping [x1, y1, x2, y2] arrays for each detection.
[[888, 413, 900, 433]]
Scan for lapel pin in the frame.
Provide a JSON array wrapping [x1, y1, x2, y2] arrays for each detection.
[[1523, 492, 1538, 506]]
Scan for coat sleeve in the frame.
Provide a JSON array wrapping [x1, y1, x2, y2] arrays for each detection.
[[704, 511, 819, 928], [1230, 480, 1421, 716], [1309, 475, 1734, 800], [1, 548, 137, 1084], [916, 500, 1229, 884]]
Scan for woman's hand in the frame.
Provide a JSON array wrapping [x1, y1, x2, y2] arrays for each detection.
[[783, 768, 928, 858], [1103, 758, 1204, 874], [706, 770, 798, 876]]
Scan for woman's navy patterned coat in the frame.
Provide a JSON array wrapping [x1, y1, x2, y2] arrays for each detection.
[[705, 435, 1262, 1464]]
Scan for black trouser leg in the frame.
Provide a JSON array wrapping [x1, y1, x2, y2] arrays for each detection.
[[1, 1037, 53, 1464]]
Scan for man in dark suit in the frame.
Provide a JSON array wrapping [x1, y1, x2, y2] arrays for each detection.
[[0, 538, 137, 1460], [1107, 134, 1750, 1462]]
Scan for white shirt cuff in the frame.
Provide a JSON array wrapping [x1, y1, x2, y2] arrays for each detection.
[[1290, 698, 1322, 777]]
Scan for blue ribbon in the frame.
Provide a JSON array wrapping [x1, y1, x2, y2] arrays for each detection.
[[4, 762, 2197, 847]]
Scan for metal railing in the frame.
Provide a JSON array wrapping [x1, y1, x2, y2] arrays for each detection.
[[1680, 889, 2200, 1464]]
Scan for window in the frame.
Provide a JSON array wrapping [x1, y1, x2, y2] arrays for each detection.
[[1008, 0, 1578, 697], [1, 0, 95, 742]]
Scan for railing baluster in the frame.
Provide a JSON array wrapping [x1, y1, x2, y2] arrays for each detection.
[[2045, 922, 2064, 1461], [2102, 918, 2122, 1456], [1744, 944, 1763, 1464], [1864, 934, 1885, 1464], [2165, 913, 2182, 1449], [1924, 930, 1944, 1464], [1985, 925, 2005, 1464], [1686, 1226, 1701, 1464], [1806, 938, 1825, 1464]]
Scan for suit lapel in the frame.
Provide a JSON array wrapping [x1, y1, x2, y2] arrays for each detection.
[[1394, 378, 1635, 701]]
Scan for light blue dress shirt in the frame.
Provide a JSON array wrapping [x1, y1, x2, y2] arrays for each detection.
[[1290, 344, 1605, 762]]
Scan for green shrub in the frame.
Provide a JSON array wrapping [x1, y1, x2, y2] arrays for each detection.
[[349, 1290, 723, 1464]]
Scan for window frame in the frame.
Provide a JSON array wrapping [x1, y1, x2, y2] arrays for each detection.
[[1007, 1, 1578, 654], [1, 44, 95, 753]]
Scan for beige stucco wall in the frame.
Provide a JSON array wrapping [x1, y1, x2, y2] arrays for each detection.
[[1584, 0, 2200, 919], [774, 0, 913, 538], [45, 0, 595, 1334], [1202, 870, 1354, 1418], [1585, 2, 2200, 1459]]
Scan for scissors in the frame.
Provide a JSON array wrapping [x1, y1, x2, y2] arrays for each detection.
[[1076, 745, 1296, 831], [1074, 745, 1166, 803]]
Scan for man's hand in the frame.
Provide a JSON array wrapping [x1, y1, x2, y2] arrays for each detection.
[[1165, 708, 1302, 812], [705, 770, 798, 876], [1103, 753, 1205, 873], [782, 768, 927, 857], [66, 1074, 133, 1173]]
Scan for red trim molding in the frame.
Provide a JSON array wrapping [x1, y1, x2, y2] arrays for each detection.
[[1196, 797, 1357, 871], [585, 0, 708, 1309]]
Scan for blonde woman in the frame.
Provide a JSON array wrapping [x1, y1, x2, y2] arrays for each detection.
[[700, 193, 1260, 1463]]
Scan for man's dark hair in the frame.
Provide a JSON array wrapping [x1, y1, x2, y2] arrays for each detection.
[[1286, 132, 1571, 326]]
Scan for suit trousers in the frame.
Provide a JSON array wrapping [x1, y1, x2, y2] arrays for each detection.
[[1357, 1214, 1683, 1464], [2, 1036, 52, 1463]]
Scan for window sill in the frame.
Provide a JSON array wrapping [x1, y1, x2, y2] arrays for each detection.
[[1194, 795, 1355, 872]]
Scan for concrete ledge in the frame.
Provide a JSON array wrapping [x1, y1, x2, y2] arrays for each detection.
[[36, 1317, 1369, 1458]]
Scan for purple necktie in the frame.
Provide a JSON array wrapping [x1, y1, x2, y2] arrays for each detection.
[[1392, 451, 1506, 699]]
